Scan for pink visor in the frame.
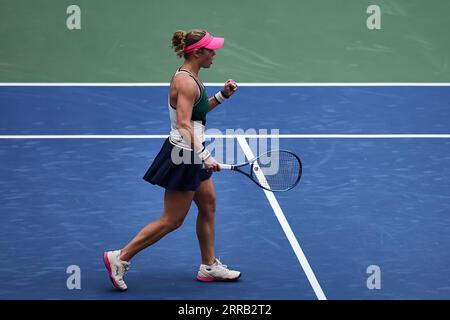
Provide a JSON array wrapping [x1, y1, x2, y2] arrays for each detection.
[[183, 32, 224, 54]]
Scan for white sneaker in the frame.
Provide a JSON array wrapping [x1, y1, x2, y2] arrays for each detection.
[[103, 250, 130, 291], [196, 258, 241, 282]]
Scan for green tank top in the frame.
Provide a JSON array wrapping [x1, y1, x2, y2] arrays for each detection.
[[178, 69, 209, 125]]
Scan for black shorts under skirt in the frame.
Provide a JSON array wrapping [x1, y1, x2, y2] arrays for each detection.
[[143, 138, 212, 191]]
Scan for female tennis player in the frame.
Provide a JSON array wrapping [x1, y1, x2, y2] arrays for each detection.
[[103, 29, 240, 291]]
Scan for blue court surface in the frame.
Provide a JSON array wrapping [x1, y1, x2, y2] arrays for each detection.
[[0, 85, 449, 299]]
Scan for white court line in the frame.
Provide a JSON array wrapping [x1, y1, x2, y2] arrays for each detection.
[[1, 134, 450, 139], [236, 136, 327, 301], [1, 82, 450, 86], [0, 135, 169, 139]]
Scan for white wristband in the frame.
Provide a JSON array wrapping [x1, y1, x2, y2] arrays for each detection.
[[197, 147, 211, 161], [214, 91, 228, 104]]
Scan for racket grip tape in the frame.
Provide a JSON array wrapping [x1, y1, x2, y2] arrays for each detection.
[[219, 163, 233, 170]]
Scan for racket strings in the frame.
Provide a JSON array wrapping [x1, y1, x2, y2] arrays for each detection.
[[252, 150, 301, 191]]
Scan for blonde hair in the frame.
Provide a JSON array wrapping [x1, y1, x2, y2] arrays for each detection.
[[171, 29, 206, 58]]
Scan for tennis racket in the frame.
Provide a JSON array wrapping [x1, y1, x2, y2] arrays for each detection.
[[218, 149, 302, 192]]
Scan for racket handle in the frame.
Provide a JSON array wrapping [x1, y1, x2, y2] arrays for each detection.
[[202, 163, 233, 170], [219, 163, 233, 170]]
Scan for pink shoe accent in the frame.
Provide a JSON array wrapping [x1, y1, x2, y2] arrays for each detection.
[[196, 274, 241, 282], [196, 275, 218, 282], [103, 251, 127, 291], [103, 252, 112, 273]]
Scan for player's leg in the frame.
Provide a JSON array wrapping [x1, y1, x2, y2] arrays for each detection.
[[104, 189, 194, 290], [194, 177, 217, 265], [194, 178, 241, 282], [120, 189, 195, 261]]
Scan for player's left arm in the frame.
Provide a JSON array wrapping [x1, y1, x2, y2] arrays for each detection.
[[208, 79, 238, 112]]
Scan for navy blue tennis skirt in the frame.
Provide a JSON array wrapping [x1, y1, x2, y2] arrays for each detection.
[[143, 138, 212, 191]]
